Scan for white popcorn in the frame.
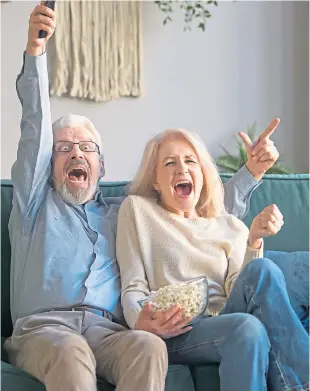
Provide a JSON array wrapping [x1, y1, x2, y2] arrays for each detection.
[[143, 279, 207, 320]]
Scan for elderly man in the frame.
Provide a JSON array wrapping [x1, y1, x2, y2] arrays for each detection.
[[4, 4, 285, 391]]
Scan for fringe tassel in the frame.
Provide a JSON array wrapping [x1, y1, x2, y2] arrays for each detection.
[[49, 0, 142, 102]]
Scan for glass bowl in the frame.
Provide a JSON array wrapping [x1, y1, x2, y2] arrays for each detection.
[[138, 276, 208, 325]]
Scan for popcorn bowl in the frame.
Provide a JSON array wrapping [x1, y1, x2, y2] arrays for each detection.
[[138, 276, 209, 326]]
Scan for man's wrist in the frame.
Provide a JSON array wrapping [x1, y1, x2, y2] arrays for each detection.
[[246, 162, 264, 182], [26, 44, 46, 57]]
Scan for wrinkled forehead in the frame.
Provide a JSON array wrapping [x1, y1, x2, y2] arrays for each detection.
[[158, 135, 197, 160], [53, 126, 94, 143]]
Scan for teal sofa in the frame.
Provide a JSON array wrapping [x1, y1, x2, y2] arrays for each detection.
[[1, 174, 309, 391]]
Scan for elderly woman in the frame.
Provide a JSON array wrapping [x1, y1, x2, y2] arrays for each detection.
[[116, 128, 308, 391]]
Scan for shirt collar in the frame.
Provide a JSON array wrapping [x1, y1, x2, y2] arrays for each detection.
[[94, 190, 107, 206]]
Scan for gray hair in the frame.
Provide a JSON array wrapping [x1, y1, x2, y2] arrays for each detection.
[[52, 114, 102, 151]]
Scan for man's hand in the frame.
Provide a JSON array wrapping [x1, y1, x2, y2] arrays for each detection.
[[27, 2, 56, 56], [134, 303, 192, 339], [239, 118, 280, 181], [249, 204, 284, 249]]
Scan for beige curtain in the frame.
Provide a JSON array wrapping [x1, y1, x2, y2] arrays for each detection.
[[49, 0, 141, 102]]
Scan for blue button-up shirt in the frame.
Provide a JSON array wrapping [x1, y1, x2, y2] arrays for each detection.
[[9, 52, 261, 326]]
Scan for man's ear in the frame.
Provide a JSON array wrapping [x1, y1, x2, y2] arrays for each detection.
[[99, 157, 105, 178]]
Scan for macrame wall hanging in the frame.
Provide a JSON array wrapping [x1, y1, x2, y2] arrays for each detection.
[[49, 1, 141, 102]]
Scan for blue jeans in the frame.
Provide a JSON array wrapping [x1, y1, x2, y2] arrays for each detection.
[[268, 253, 309, 333], [165, 258, 309, 391]]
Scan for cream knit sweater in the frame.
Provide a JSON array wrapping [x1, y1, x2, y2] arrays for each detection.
[[116, 195, 263, 329]]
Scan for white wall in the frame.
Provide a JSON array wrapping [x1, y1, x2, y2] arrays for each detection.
[[1, 1, 309, 180]]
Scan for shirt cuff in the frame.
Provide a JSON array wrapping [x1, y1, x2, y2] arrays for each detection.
[[232, 165, 262, 199], [23, 51, 47, 76]]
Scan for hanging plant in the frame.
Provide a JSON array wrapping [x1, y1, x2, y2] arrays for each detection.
[[154, 0, 218, 31]]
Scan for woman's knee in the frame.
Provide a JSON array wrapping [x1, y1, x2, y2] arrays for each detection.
[[233, 313, 270, 348], [243, 257, 285, 283]]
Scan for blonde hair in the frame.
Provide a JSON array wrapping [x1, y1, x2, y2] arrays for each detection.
[[129, 128, 225, 218]]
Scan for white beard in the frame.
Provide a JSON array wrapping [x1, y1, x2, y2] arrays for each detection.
[[56, 181, 96, 205]]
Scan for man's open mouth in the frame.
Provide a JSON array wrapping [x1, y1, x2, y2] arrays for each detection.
[[67, 167, 88, 183], [174, 180, 193, 197]]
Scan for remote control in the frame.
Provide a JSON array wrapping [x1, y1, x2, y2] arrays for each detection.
[[38, 1, 56, 39]]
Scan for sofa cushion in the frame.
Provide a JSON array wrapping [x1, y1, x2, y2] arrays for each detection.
[[1, 361, 194, 391], [1, 182, 13, 338], [2, 361, 45, 391], [191, 365, 220, 391], [165, 365, 195, 391], [1, 361, 115, 391]]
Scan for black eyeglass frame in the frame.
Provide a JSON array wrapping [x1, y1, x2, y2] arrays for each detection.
[[54, 140, 101, 155]]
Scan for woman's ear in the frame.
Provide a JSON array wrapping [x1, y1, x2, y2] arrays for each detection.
[[153, 182, 160, 192]]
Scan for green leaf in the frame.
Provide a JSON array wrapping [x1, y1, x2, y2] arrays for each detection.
[[215, 156, 241, 172], [239, 146, 247, 163], [155, 0, 217, 31], [198, 22, 206, 31], [247, 121, 257, 142], [219, 146, 236, 159]]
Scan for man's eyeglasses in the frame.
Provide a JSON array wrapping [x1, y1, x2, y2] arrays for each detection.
[[54, 141, 100, 154]]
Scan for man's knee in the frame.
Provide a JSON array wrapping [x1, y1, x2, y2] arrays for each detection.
[[48, 333, 96, 372], [18, 330, 96, 379]]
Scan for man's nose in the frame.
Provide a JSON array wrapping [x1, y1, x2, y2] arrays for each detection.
[[70, 144, 84, 160]]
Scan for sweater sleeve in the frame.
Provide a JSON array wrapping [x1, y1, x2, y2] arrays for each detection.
[[116, 197, 151, 329], [225, 218, 264, 296]]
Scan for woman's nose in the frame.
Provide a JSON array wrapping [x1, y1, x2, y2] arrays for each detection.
[[176, 161, 188, 174]]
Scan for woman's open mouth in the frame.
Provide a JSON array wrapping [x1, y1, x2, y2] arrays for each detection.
[[174, 180, 193, 198], [67, 167, 88, 183]]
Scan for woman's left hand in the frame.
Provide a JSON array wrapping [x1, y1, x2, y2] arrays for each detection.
[[249, 204, 284, 248], [239, 118, 280, 181]]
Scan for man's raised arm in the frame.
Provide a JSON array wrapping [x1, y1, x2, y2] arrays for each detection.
[[11, 4, 56, 216]]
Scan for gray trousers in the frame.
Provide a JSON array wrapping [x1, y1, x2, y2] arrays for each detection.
[[4, 310, 168, 391]]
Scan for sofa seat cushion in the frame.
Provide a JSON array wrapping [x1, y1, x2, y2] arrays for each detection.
[[1, 359, 194, 391], [2, 361, 46, 391], [1, 361, 115, 391], [191, 365, 220, 391], [166, 365, 195, 391]]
